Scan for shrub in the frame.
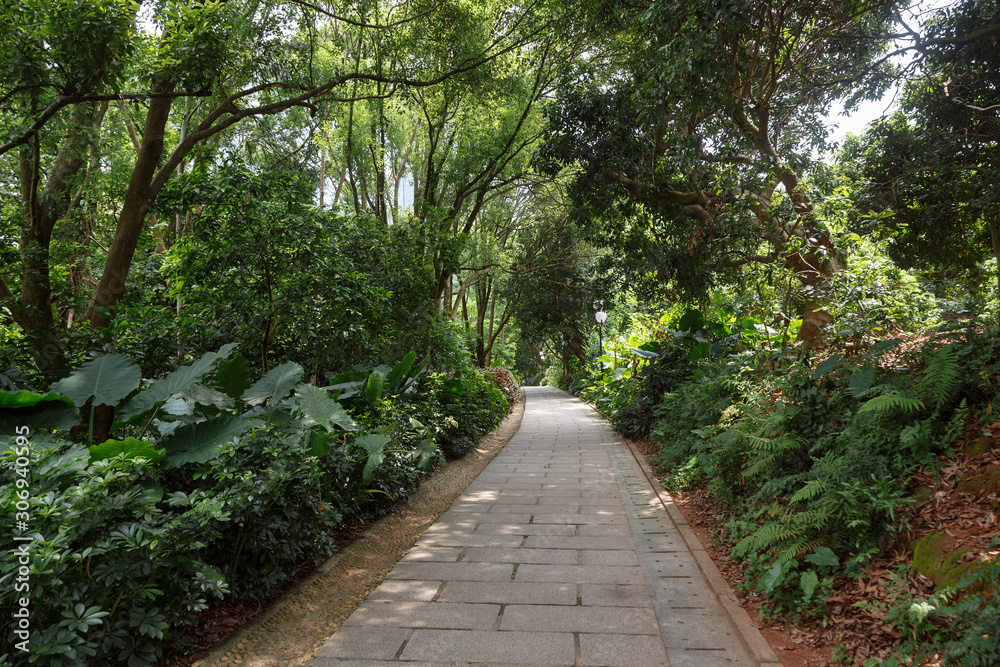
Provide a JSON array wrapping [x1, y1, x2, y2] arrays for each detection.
[[0, 443, 230, 665], [0, 346, 490, 664], [481, 367, 519, 407]]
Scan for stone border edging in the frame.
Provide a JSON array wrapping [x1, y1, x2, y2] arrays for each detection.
[[191, 390, 527, 667], [579, 394, 782, 666]]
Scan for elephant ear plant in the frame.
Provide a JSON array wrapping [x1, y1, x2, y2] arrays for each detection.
[[0, 345, 444, 666]]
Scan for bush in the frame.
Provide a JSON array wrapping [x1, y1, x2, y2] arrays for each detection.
[[0, 443, 230, 665], [0, 344, 509, 664], [481, 367, 519, 407]]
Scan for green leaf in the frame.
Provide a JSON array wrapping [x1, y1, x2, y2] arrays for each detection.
[[161, 415, 254, 468], [244, 362, 304, 406], [365, 371, 385, 407], [384, 351, 416, 391], [309, 431, 332, 457], [88, 437, 165, 465], [183, 384, 235, 410], [356, 432, 391, 484], [800, 569, 819, 602], [689, 340, 710, 361], [811, 354, 843, 380], [858, 392, 924, 415], [415, 438, 442, 472], [121, 344, 236, 421], [678, 308, 705, 332], [293, 383, 356, 431], [0, 391, 80, 434], [441, 379, 464, 395], [805, 546, 839, 568], [848, 367, 876, 396], [213, 354, 252, 399], [51, 353, 141, 407], [759, 560, 788, 594]]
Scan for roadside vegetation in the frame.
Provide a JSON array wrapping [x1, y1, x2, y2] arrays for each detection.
[[2, 0, 998, 664]]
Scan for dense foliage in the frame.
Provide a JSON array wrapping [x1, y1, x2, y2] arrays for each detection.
[[0, 346, 513, 664], [2, 0, 999, 663]]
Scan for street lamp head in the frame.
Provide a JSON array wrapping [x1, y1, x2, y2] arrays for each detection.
[[595, 311, 607, 324]]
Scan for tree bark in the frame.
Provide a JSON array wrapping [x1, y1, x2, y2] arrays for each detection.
[[12, 102, 103, 376], [83, 83, 175, 330]]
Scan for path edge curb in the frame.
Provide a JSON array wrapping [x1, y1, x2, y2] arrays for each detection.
[[580, 395, 782, 666]]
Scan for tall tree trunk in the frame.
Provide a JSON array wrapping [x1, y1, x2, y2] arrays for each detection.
[[12, 102, 103, 376], [83, 84, 174, 330]]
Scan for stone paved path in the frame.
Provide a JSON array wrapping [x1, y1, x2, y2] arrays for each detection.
[[305, 386, 780, 666]]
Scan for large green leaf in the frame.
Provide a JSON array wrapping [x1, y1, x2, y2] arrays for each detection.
[[213, 355, 252, 399], [161, 415, 254, 468], [848, 367, 876, 396], [293, 383, 356, 432], [244, 362, 304, 406], [678, 308, 706, 332], [120, 344, 237, 421], [799, 569, 819, 602], [365, 371, 385, 407], [89, 437, 165, 465], [811, 354, 843, 380], [384, 351, 416, 391], [858, 392, 925, 415], [689, 340, 710, 362], [51, 353, 141, 407], [805, 546, 839, 568], [0, 391, 80, 434], [356, 432, 391, 484]]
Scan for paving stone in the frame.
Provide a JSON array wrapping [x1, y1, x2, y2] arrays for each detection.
[[386, 561, 514, 581], [400, 547, 463, 562], [578, 524, 631, 537], [488, 504, 546, 513], [437, 511, 533, 524], [537, 496, 621, 505], [580, 549, 641, 567], [366, 580, 441, 601], [523, 535, 634, 550], [580, 583, 653, 607], [343, 601, 500, 630], [514, 564, 647, 585], [474, 523, 576, 536], [415, 533, 524, 548], [579, 633, 672, 667], [399, 629, 576, 664], [462, 547, 579, 564], [437, 581, 577, 605], [312, 627, 409, 660], [500, 604, 659, 634]]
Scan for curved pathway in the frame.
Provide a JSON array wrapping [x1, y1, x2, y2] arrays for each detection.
[[305, 386, 780, 666]]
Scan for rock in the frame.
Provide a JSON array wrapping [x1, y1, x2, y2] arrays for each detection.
[[911, 531, 974, 590]]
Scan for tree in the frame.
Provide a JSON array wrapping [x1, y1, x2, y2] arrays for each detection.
[[538, 0, 900, 345], [851, 0, 1000, 295], [0, 0, 569, 377]]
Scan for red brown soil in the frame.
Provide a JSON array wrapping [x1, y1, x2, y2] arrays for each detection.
[[631, 423, 1000, 667]]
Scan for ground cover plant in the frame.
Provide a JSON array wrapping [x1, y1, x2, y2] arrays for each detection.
[[574, 313, 1000, 665], [0, 345, 513, 665]]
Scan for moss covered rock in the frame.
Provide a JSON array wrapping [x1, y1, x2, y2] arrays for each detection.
[[912, 531, 975, 590]]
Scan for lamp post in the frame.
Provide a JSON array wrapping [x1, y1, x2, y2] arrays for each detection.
[[595, 309, 607, 361]]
